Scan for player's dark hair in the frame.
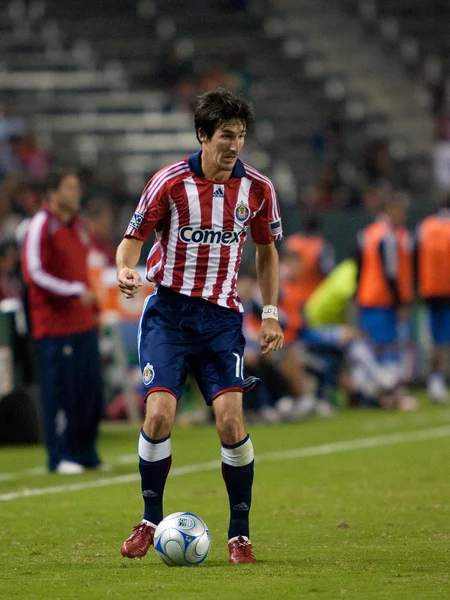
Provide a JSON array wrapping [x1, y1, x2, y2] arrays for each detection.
[[45, 167, 78, 192], [194, 88, 253, 143]]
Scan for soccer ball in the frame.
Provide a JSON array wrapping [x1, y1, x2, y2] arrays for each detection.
[[153, 512, 211, 566]]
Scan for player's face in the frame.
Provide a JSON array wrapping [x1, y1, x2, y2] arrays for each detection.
[[202, 120, 246, 175], [55, 175, 82, 215]]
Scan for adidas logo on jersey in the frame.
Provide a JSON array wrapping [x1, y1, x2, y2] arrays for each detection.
[[212, 187, 224, 199], [179, 226, 243, 245]]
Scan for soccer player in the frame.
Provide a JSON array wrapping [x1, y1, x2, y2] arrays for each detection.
[[416, 193, 450, 403], [117, 89, 284, 564], [21, 169, 104, 474], [355, 192, 414, 406]]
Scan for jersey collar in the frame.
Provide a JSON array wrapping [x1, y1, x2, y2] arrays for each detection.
[[188, 150, 246, 179]]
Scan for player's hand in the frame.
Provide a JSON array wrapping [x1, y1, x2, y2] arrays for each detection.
[[79, 289, 97, 306], [117, 267, 142, 299], [258, 319, 284, 356]]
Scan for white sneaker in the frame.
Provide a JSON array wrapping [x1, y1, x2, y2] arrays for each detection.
[[293, 393, 318, 419], [427, 374, 448, 404], [276, 396, 295, 417], [56, 460, 85, 475]]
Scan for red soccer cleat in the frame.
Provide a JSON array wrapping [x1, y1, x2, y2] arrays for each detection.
[[121, 521, 156, 558], [228, 536, 256, 564]]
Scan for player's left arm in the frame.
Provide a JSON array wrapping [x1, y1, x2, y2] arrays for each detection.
[[255, 242, 284, 355]]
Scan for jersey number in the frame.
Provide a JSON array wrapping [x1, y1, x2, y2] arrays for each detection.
[[232, 352, 244, 380]]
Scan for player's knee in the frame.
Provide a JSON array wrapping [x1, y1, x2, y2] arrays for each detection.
[[144, 406, 173, 438], [216, 413, 245, 445]]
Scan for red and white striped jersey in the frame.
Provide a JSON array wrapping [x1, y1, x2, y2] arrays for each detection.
[[125, 152, 282, 312]]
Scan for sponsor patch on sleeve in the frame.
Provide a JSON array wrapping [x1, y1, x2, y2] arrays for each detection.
[[269, 219, 283, 238], [129, 212, 144, 230]]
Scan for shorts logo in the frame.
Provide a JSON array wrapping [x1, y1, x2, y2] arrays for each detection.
[[130, 212, 144, 230], [142, 363, 155, 385], [179, 226, 242, 245], [235, 200, 250, 223]]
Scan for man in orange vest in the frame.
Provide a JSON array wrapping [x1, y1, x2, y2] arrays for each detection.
[[416, 193, 450, 403], [356, 192, 414, 401], [283, 217, 335, 306]]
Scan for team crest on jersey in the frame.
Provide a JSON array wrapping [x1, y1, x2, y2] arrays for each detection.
[[142, 363, 155, 385], [130, 212, 144, 230], [235, 200, 250, 223]]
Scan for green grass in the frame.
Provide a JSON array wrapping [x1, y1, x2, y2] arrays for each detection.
[[1, 398, 450, 599]]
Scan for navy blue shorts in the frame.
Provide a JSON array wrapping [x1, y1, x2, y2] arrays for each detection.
[[358, 307, 398, 345], [138, 286, 247, 405]]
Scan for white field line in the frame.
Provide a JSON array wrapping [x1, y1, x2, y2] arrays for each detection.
[[1, 424, 449, 502]]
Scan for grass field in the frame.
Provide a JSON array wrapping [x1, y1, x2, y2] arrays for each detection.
[[1, 398, 450, 600]]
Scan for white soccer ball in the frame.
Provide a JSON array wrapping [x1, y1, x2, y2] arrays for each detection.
[[153, 512, 211, 566]]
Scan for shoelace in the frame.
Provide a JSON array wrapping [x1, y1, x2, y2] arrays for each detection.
[[236, 537, 253, 556], [130, 523, 149, 540]]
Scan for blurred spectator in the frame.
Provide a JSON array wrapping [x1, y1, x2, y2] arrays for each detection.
[[355, 193, 417, 410], [21, 168, 105, 474], [415, 192, 450, 404], [0, 240, 22, 301]]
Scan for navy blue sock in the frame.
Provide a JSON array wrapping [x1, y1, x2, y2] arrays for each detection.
[[138, 430, 172, 525], [221, 435, 255, 540]]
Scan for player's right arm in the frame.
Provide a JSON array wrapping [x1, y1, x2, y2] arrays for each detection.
[[116, 237, 144, 299], [116, 166, 172, 298]]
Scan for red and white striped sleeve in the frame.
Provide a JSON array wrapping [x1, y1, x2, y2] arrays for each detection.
[[245, 166, 283, 244], [124, 161, 187, 241], [24, 212, 86, 297]]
